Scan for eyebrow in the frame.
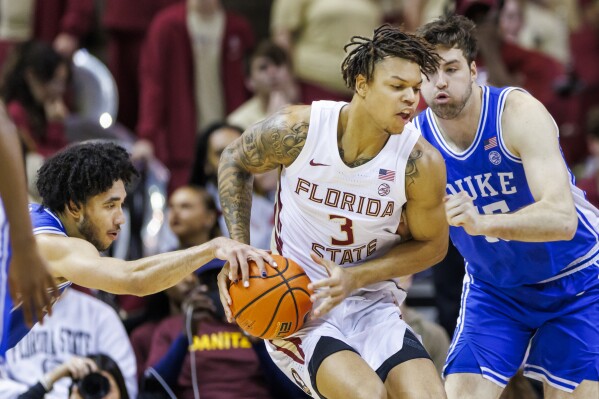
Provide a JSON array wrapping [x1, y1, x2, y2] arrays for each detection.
[[443, 59, 461, 66], [103, 196, 123, 204], [390, 76, 423, 85]]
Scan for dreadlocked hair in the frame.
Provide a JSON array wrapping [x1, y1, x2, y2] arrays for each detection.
[[36, 141, 139, 214], [416, 15, 478, 65], [342, 24, 441, 90]]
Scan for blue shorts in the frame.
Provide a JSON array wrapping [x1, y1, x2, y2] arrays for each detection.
[[445, 264, 599, 393]]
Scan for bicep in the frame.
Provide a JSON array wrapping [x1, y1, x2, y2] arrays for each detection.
[[404, 146, 448, 242], [505, 94, 573, 206]]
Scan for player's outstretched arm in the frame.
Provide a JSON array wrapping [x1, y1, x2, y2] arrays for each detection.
[[445, 90, 577, 242], [36, 234, 273, 296], [0, 102, 58, 327], [310, 139, 449, 316], [218, 105, 310, 279]]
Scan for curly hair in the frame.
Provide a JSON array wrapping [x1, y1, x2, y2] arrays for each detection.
[[342, 24, 441, 90], [36, 141, 139, 213], [416, 15, 479, 65]]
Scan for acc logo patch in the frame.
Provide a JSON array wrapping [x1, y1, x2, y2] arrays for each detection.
[[378, 183, 391, 196], [488, 151, 502, 165]]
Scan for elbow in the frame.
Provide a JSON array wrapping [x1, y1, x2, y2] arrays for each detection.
[[560, 212, 578, 241]]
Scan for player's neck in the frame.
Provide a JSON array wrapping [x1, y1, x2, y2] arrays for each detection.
[[339, 102, 390, 166], [434, 85, 483, 151]]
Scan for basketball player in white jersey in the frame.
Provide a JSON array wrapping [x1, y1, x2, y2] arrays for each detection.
[[0, 101, 57, 331], [217, 25, 449, 399]]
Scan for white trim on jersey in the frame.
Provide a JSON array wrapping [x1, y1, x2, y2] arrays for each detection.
[[424, 86, 489, 160], [496, 87, 523, 164], [480, 367, 510, 387]]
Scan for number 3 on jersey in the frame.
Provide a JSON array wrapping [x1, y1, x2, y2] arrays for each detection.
[[481, 200, 510, 243], [330, 215, 354, 245]]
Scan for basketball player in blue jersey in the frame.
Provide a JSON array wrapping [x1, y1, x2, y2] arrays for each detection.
[[0, 141, 274, 359], [0, 102, 58, 338], [218, 26, 449, 399], [415, 15, 599, 399]]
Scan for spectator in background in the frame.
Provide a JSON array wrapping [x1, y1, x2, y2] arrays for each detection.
[[129, 185, 220, 381], [189, 124, 275, 249], [0, 40, 69, 198], [0, 289, 137, 399], [134, 0, 255, 192], [227, 40, 299, 131], [270, 0, 402, 104], [103, 0, 183, 131], [16, 354, 129, 399], [0, 0, 94, 64], [140, 266, 274, 399]]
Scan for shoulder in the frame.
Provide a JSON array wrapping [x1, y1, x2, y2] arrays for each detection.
[[410, 136, 446, 173], [502, 89, 553, 126], [501, 89, 557, 152]]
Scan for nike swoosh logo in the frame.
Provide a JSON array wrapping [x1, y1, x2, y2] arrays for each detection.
[[309, 159, 330, 167]]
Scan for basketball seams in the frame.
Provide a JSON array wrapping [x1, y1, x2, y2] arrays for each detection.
[[229, 255, 313, 339]]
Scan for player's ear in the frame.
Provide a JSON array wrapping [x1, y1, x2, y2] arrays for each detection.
[[66, 200, 81, 219], [355, 74, 368, 98], [470, 61, 477, 82]]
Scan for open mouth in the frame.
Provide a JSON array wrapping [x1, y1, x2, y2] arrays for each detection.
[[398, 110, 412, 122], [108, 231, 119, 240], [435, 92, 450, 102]]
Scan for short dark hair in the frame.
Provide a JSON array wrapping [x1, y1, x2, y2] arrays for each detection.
[[416, 15, 479, 65], [342, 24, 441, 90], [245, 40, 290, 77], [36, 141, 139, 213]]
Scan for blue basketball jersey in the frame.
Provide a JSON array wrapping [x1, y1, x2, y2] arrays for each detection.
[[415, 86, 599, 287], [0, 203, 71, 357]]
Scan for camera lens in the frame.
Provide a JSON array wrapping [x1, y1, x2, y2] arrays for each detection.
[[76, 372, 110, 399]]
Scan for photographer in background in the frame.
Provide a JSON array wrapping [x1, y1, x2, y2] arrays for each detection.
[[17, 354, 129, 399]]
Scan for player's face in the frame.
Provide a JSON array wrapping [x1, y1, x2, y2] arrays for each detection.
[[77, 180, 127, 252], [421, 46, 475, 120], [362, 57, 422, 135], [168, 187, 214, 241]]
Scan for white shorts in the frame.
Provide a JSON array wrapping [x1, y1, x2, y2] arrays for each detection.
[[265, 281, 413, 398]]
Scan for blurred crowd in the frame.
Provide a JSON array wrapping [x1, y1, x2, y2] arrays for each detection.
[[0, 0, 596, 398]]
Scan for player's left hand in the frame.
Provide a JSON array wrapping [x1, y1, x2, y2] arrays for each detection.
[[308, 253, 357, 318], [444, 191, 484, 236]]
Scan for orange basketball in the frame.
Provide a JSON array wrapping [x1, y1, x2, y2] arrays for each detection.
[[228, 255, 313, 340]]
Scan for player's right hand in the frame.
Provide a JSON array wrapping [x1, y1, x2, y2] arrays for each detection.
[[8, 247, 59, 328], [212, 237, 277, 322]]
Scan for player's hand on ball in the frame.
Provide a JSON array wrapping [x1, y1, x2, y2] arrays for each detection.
[[308, 253, 357, 318], [444, 191, 484, 236], [211, 237, 277, 284]]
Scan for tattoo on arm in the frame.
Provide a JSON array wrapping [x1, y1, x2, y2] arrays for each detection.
[[218, 110, 309, 242], [406, 149, 422, 186]]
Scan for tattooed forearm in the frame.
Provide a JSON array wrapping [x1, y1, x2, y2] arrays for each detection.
[[406, 149, 422, 186]]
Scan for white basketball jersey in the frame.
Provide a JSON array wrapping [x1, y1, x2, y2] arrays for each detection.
[[273, 101, 420, 283]]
